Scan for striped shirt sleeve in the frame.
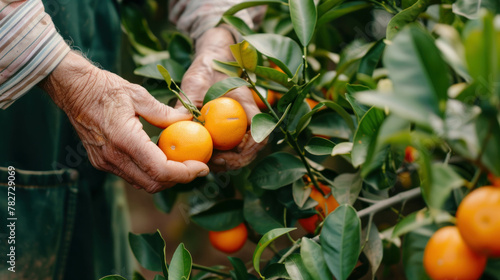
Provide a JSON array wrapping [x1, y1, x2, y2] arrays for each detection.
[[169, 0, 265, 40], [0, 0, 70, 109]]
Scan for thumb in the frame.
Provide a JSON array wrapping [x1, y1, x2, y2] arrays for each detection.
[[133, 85, 193, 128]]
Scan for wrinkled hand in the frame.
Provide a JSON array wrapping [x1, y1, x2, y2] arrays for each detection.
[[179, 27, 266, 172], [40, 51, 209, 193]]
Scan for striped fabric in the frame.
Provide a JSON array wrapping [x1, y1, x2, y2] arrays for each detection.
[[0, 0, 70, 109]]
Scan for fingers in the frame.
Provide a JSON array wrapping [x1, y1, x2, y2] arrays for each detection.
[[132, 85, 193, 128]]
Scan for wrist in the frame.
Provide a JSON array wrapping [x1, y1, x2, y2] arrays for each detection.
[[40, 51, 100, 112]]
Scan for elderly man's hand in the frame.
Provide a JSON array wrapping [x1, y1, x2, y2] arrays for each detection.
[[179, 26, 267, 172], [40, 51, 209, 193]]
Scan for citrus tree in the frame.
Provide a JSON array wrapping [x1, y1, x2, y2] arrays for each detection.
[[104, 0, 500, 279]]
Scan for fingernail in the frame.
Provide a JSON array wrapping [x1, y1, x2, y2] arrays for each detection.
[[213, 158, 226, 165], [197, 169, 209, 177]]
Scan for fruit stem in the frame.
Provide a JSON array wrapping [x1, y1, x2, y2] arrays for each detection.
[[243, 70, 280, 121], [277, 239, 301, 264], [192, 264, 231, 278]]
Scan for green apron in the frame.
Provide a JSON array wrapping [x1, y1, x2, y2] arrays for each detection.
[[0, 0, 134, 279]]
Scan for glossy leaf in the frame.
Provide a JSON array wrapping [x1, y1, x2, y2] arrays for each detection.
[[251, 109, 288, 143], [301, 238, 332, 280], [203, 78, 251, 104], [212, 60, 242, 78], [345, 86, 370, 122], [254, 65, 295, 88], [305, 137, 336, 156], [244, 34, 303, 77], [157, 65, 172, 89], [317, 1, 372, 26], [248, 152, 307, 190], [253, 227, 296, 278], [168, 243, 192, 280], [167, 32, 192, 69], [230, 41, 258, 72], [190, 199, 244, 231], [351, 107, 386, 167], [284, 254, 314, 280], [293, 179, 312, 208], [423, 163, 464, 210], [229, 257, 249, 280], [358, 40, 386, 76], [357, 24, 450, 129], [129, 231, 166, 272], [244, 193, 284, 235], [320, 205, 361, 280], [402, 227, 434, 280], [386, 0, 431, 40], [318, 0, 348, 16], [289, 0, 317, 46], [362, 223, 383, 280], [135, 59, 185, 82], [262, 263, 291, 279], [330, 172, 363, 205], [392, 209, 454, 238], [222, 15, 255, 36], [331, 142, 353, 157], [223, 0, 286, 16]]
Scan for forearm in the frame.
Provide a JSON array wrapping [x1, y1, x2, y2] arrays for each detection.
[[0, 0, 70, 109]]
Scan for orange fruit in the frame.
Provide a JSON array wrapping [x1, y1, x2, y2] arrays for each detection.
[[298, 182, 339, 234], [209, 223, 248, 254], [488, 173, 500, 187], [423, 226, 487, 280], [251, 88, 276, 110], [199, 97, 248, 151], [158, 121, 213, 163], [404, 146, 418, 163], [305, 98, 319, 109], [456, 186, 500, 257]]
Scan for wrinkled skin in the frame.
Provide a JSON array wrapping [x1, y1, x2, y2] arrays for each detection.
[[178, 26, 267, 172], [41, 51, 209, 193]]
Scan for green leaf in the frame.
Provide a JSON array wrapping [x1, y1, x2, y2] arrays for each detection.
[[402, 227, 434, 280], [129, 231, 167, 274], [301, 238, 332, 280], [351, 107, 386, 167], [330, 172, 363, 205], [358, 40, 386, 76], [305, 137, 336, 156], [331, 142, 353, 157], [386, 0, 431, 41], [357, 25, 450, 129], [223, 0, 286, 16], [254, 65, 295, 88], [229, 257, 249, 280], [222, 15, 255, 36], [362, 223, 383, 280], [230, 41, 258, 72], [244, 193, 285, 235], [476, 115, 500, 176], [253, 228, 296, 278], [434, 25, 471, 82], [422, 163, 464, 210], [289, 0, 317, 46], [243, 34, 302, 77], [133, 271, 147, 280], [248, 152, 307, 190], [100, 276, 128, 280], [345, 86, 370, 122], [251, 113, 279, 143], [121, 2, 162, 55], [153, 188, 177, 213], [320, 205, 361, 280], [284, 254, 314, 280], [135, 59, 185, 82], [168, 243, 192, 280], [213, 60, 242, 78], [317, 1, 372, 26], [203, 78, 251, 104], [293, 179, 311, 208], [262, 263, 291, 279], [190, 199, 244, 231], [318, 0, 348, 16], [392, 209, 454, 238], [157, 65, 172, 89], [166, 32, 192, 69]]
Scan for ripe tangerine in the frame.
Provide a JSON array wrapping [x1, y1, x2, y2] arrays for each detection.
[[251, 88, 276, 110], [423, 226, 487, 280], [456, 186, 500, 257], [199, 97, 247, 151], [209, 223, 248, 254], [298, 182, 339, 234], [157, 121, 213, 163]]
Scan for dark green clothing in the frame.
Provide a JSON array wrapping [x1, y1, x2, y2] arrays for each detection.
[[0, 0, 133, 279]]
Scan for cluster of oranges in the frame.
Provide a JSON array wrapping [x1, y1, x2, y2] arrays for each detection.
[[298, 177, 339, 234], [423, 175, 500, 280], [157, 97, 247, 164]]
